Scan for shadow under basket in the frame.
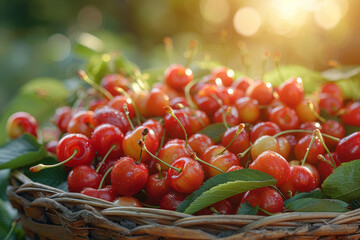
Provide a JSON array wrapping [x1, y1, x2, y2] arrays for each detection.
[[7, 171, 360, 240]]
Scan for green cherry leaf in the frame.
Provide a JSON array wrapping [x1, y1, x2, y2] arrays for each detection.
[[286, 198, 349, 213], [199, 123, 230, 143], [177, 169, 276, 214], [237, 202, 259, 215], [0, 134, 47, 170], [322, 159, 360, 202], [284, 189, 325, 206]]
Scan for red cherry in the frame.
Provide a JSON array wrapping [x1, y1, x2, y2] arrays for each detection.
[[165, 64, 193, 91], [250, 121, 281, 143], [145, 87, 170, 117], [67, 110, 94, 138], [241, 187, 283, 215], [221, 125, 250, 164], [57, 133, 95, 167], [114, 196, 142, 207], [246, 80, 274, 105], [276, 77, 304, 108], [167, 157, 204, 193], [249, 150, 290, 187], [111, 156, 149, 196], [52, 106, 72, 133], [45, 140, 58, 155], [81, 185, 118, 202], [210, 67, 234, 87], [6, 111, 38, 139], [107, 95, 135, 119], [341, 102, 360, 127], [92, 123, 124, 159], [145, 171, 171, 205], [188, 133, 214, 156], [294, 135, 325, 165], [96, 157, 118, 185], [157, 141, 191, 171], [196, 199, 234, 215], [164, 108, 191, 139], [321, 120, 345, 149], [93, 106, 130, 134], [160, 191, 188, 211], [142, 118, 164, 141], [68, 165, 102, 192], [100, 73, 129, 97], [317, 153, 340, 184], [212, 105, 240, 126], [89, 98, 109, 111], [268, 105, 299, 130], [336, 131, 360, 163], [319, 93, 343, 116]]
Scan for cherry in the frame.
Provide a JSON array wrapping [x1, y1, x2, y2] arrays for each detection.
[[89, 98, 109, 111], [142, 118, 164, 141], [92, 123, 124, 159], [81, 185, 118, 202], [145, 87, 170, 117], [250, 121, 281, 143], [196, 199, 234, 215], [321, 82, 343, 99], [111, 156, 149, 196], [56, 133, 95, 167], [235, 97, 260, 124], [240, 187, 283, 215], [96, 157, 118, 185], [277, 136, 291, 159], [164, 107, 191, 140], [157, 140, 191, 171], [188, 133, 214, 156], [336, 131, 360, 163], [93, 106, 130, 134], [100, 73, 129, 97], [107, 95, 135, 119], [209, 67, 235, 87], [114, 196, 142, 207], [251, 136, 281, 160], [193, 84, 222, 116], [145, 169, 171, 205], [249, 150, 290, 187], [66, 110, 94, 138], [232, 76, 253, 92], [295, 135, 325, 165], [221, 125, 250, 165], [160, 191, 188, 211], [212, 106, 240, 126], [246, 80, 274, 106], [6, 111, 38, 139], [276, 77, 304, 108], [298, 122, 321, 139], [321, 120, 345, 150], [341, 102, 360, 127], [52, 106, 72, 133], [183, 108, 210, 134], [45, 140, 58, 155], [123, 126, 159, 163], [68, 165, 102, 192], [319, 93, 343, 116], [317, 153, 340, 184], [170, 96, 189, 109], [295, 99, 319, 123], [167, 157, 204, 193], [268, 105, 299, 130], [165, 64, 193, 91]]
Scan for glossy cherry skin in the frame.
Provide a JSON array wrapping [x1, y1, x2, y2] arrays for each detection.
[[183, 108, 210, 134], [57, 133, 95, 167], [251, 135, 281, 160], [249, 150, 290, 187], [93, 106, 130, 135], [100, 73, 129, 97], [319, 93, 343, 116], [164, 108, 191, 140], [81, 185, 118, 202], [96, 157, 118, 185], [321, 83, 343, 99], [142, 118, 164, 141], [6, 111, 38, 139], [45, 140, 58, 155], [67, 165, 102, 193], [294, 135, 325, 165], [321, 120, 345, 150], [107, 95, 135, 119], [268, 105, 299, 130], [160, 191, 188, 211], [114, 196, 142, 207], [232, 76, 253, 92], [168, 157, 204, 193], [111, 156, 149, 196], [246, 80, 274, 105], [250, 121, 281, 143], [145, 87, 170, 117], [89, 98, 109, 111], [165, 64, 193, 91], [276, 77, 304, 108], [212, 105, 240, 126], [145, 171, 171, 205], [193, 84, 222, 117], [156, 141, 191, 171], [92, 123, 124, 159], [122, 126, 159, 163], [52, 106, 72, 133], [188, 133, 214, 156], [295, 99, 319, 123], [66, 110, 94, 138], [297, 122, 321, 139], [279, 165, 316, 198], [221, 125, 250, 166], [210, 67, 235, 87], [316, 153, 340, 184], [196, 199, 234, 215], [341, 102, 360, 127], [241, 187, 284, 215], [336, 131, 360, 163], [235, 97, 260, 124]]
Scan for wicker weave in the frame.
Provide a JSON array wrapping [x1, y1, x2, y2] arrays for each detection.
[[7, 171, 360, 240]]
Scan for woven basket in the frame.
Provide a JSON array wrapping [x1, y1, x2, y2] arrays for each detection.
[[7, 170, 360, 240]]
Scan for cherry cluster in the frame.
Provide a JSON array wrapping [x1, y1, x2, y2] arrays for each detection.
[[6, 64, 360, 215]]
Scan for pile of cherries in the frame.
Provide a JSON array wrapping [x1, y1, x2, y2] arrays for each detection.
[[6, 64, 360, 215]]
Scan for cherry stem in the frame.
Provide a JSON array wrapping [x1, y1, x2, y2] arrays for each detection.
[[4, 219, 19, 240], [155, 128, 166, 155], [301, 131, 317, 166], [184, 39, 197, 68], [314, 129, 336, 166], [237, 144, 251, 159], [318, 154, 336, 169], [30, 149, 79, 173], [191, 153, 225, 174], [261, 52, 271, 80], [164, 37, 174, 65], [188, 108, 206, 128], [165, 106, 188, 149], [184, 78, 200, 109], [209, 207, 221, 215], [221, 123, 245, 155], [123, 104, 135, 130], [98, 166, 113, 190], [141, 202, 161, 209], [138, 128, 149, 163], [78, 70, 113, 100], [96, 144, 116, 172], [156, 163, 163, 179], [138, 140, 181, 173], [307, 102, 326, 123], [259, 207, 276, 216], [273, 53, 284, 82], [272, 129, 340, 142], [222, 106, 231, 129], [116, 87, 142, 126], [210, 94, 223, 107]]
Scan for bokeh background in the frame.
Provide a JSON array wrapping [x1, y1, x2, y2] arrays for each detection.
[[1, 0, 360, 115]]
